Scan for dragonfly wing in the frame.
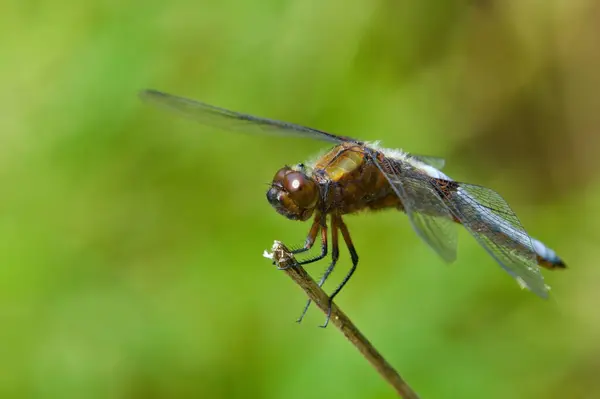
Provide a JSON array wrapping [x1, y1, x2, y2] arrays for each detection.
[[445, 183, 548, 297], [372, 156, 457, 263], [408, 211, 457, 263], [140, 89, 356, 144], [409, 154, 446, 170]]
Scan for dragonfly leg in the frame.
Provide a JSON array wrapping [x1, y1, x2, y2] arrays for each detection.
[[291, 216, 320, 255], [320, 216, 358, 328], [277, 215, 328, 270], [297, 215, 339, 324]]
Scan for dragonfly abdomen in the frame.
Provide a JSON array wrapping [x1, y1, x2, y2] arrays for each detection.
[[531, 238, 566, 269]]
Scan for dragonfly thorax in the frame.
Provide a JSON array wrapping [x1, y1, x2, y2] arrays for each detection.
[[266, 166, 318, 221]]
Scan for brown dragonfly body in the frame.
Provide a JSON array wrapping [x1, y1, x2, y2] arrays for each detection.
[[309, 142, 463, 215], [141, 89, 566, 327]]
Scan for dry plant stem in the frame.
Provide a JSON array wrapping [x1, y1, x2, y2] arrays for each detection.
[[268, 241, 420, 399]]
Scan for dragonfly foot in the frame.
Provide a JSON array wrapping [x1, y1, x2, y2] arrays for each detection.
[[319, 300, 333, 328], [296, 299, 312, 323]]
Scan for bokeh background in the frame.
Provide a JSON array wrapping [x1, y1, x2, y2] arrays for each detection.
[[2, 1, 599, 398]]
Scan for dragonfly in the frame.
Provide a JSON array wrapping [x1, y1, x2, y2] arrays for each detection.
[[140, 89, 566, 327]]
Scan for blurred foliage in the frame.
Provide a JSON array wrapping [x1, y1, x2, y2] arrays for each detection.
[[1, 0, 600, 398]]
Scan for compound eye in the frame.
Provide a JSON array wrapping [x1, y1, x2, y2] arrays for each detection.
[[283, 172, 304, 191], [283, 172, 317, 208], [273, 167, 291, 185]]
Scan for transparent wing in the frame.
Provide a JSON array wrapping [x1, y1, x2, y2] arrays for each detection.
[[409, 154, 446, 170], [443, 183, 548, 297], [372, 155, 457, 263], [140, 89, 356, 144], [368, 149, 547, 297]]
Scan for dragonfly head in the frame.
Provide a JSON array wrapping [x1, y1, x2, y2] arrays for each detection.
[[267, 166, 318, 221]]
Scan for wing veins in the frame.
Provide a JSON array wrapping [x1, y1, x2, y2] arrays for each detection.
[[140, 89, 356, 143], [438, 182, 547, 297], [367, 148, 547, 297], [368, 152, 457, 263]]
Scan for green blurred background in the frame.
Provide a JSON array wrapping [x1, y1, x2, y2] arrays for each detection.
[[2, 1, 599, 398]]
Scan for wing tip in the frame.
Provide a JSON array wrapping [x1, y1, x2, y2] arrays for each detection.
[[516, 276, 551, 299], [138, 88, 164, 102]]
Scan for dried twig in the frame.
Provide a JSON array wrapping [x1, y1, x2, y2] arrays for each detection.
[[264, 241, 420, 399]]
